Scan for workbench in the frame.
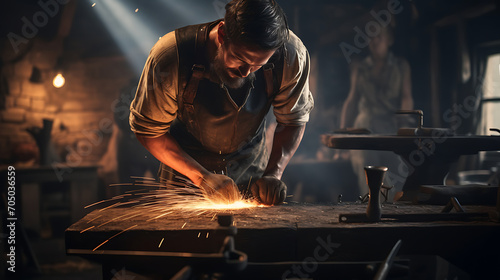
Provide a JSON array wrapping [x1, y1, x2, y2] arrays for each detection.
[[1, 164, 99, 234], [66, 202, 499, 279], [321, 134, 500, 200]]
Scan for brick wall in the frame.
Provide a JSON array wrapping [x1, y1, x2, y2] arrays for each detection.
[[1, 37, 134, 167]]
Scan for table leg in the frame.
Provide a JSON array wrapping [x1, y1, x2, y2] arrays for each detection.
[[397, 153, 460, 201], [70, 178, 98, 223], [21, 183, 40, 233]]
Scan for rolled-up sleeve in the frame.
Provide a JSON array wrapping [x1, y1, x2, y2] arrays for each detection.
[[272, 31, 314, 126], [130, 31, 179, 137]]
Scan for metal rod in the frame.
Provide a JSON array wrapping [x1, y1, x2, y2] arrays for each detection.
[[373, 239, 403, 280]]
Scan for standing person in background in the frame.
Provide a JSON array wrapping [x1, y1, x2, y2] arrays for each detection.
[[339, 23, 413, 198]]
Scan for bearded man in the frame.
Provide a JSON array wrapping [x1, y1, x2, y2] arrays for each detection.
[[130, 0, 313, 205]]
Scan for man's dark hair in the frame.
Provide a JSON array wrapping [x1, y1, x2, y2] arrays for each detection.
[[224, 0, 289, 50]]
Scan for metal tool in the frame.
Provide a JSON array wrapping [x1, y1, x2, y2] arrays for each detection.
[[365, 166, 388, 222], [396, 110, 454, 136], [373, 239, 403, 280], [441, 197, 465, 213], [396, 110, 423, 136]]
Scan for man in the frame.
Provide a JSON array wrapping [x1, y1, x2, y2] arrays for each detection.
[[130, 0, 313, 205]]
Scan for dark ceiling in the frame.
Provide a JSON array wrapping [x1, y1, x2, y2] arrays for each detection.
[[1, 0, 498, 61]]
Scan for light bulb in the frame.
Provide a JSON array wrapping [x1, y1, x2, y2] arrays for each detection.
[[53, 73, 65, 88]]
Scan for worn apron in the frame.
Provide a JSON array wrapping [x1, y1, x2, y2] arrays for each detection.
[[158, 21, 282, 190]]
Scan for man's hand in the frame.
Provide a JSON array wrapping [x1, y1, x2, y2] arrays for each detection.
[[250, 176, 287, 205], [200, 173, 240, 204]]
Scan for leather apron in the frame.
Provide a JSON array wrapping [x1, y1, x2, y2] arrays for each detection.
[[158, 21, 282, 189]]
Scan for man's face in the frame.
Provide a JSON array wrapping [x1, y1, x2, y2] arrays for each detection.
[[212, 40, 276, 89]]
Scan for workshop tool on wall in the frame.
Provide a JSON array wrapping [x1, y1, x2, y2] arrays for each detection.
[[365, 166, 388, 222], [26, 118, 56, 165]]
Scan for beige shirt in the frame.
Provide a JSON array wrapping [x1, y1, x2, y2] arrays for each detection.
[[130, 28, 313, 137], [354, 52, 409, 133]]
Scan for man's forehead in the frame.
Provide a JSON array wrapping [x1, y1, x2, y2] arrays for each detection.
[[226, 42, 276, 65]]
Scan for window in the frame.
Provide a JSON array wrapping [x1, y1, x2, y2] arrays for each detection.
[[480, 54, 500, 134], [479, 54, 500, 169]]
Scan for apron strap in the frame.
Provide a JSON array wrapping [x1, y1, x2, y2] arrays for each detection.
[[182, 23, 208, 108], [263, 63, 274, 98], [182, 64, 205, 110], [177, 22, 211, 115]]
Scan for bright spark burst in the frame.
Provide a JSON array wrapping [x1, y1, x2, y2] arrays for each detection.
[[187, 200, 262, 210], [83, 172, 263, 251]]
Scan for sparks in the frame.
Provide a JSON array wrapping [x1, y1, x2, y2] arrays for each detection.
[[186, 200, 260, 210], [93, 225, 138, 251], [84, 174, 265, 251], [80, 226, 95, 233]]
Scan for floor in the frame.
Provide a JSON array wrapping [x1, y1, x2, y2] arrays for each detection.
[[3, 223, 102, 280]]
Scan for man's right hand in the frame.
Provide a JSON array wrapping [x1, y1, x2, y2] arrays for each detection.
[[199, 173, 240, 204], [135, 134, 240, 204]]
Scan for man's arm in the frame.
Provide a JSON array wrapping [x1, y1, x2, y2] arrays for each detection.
[[251, 32, 312, 205], [263, 124, 306, 179], [136, 134, 206, 185], [251, 123, 305, 205], [339, 63, 360, 129], [135, 133, 240, 203]]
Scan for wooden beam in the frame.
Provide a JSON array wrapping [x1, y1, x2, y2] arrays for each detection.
[[429, 27, 442, 128], [57, 0, 77, 38], [434, 2, 496, 27]]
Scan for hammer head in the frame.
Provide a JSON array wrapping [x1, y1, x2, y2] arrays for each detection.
[[364, 166, 388, 189]]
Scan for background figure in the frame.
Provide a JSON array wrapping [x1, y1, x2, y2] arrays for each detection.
[[114, 79, 160, 184], [339, 24, 413, 199]]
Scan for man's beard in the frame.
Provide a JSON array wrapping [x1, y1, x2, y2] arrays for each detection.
[[211, 47, 255, 89]]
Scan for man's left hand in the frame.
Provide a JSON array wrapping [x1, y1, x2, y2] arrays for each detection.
[[250, 176, 287, 205]]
